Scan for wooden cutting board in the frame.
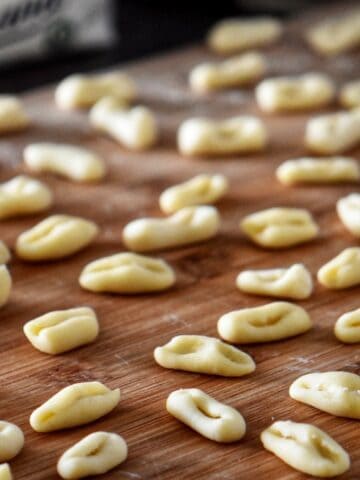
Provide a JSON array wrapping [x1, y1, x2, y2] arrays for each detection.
[[0, 5, 359, 479]]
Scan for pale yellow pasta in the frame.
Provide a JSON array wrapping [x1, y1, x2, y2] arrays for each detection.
[[79, 252, 175, 293], [0, 95, 29, 134], [236, 263, 313, 300], [241, 207, 319, 248], [16, 214, 98, 261], [256, 74, 335, 113], [0, 464, 12, 480], [307, 10, 360, 56], [57, 432, 128, 479], [0, 241, 10, 264], [208, 18, 282, 54], [277, 157, 360, 185], [261, 420, 350, 477], [189, 52, 266, 92], [0, 175, 53, 219], [23, 307, 99, 355], [177, 116, 268, 156], [154, 335, 255, 377], [340, 80, 360, 109], [289, 371, 360, 420], [90, 96, 158, 151], [24, 143, 105, 182], [0, 421, 24, 462], [123, 206, 220, 252], [159, 174, 228, 214], [305, 110, 360, 155], [166, 389, 246, 443], [55, 72, 136, 109], [218, 302, 312, 344], [0, 266, 11, 308], [317, 247, 360, 289], [334, 308, 360, 344], [30, 381, 120, 432], [336, 193, 360, 237]]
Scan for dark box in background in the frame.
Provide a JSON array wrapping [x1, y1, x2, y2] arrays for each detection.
[[0, 0, 340, 92]]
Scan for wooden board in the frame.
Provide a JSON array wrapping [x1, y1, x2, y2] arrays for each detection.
[[0, 5, 359, 479]]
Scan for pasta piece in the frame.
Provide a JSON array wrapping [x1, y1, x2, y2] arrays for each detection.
[[276, 157, 360, 185], [0, 242, 10, 264], [154, 335, 255, 377], [0, 421, 24, 461], [289, 371, 360, 419], [0, 464, 12, 480], [23, 307, 99, 354], [340, 80, 360, 109], [123, 206, 220, 252], [256, 74, 335, 112], [305, 110, 360, 155], [0, 266, 11, 308], [178, 116, 268, 156], [30, 381, 120, 432], [208, 18, 282, 54], [236, 264, 313, 300], [0, 175, 53, 219], [218, 302, 312, 343], [159, 174, 228, 214], [57, 432, 127, 479], [167, 389, 246, 442], [317, 247, 360, 289], [336, 193, 360, 237], [307, 9, 360, 55], [24, 143, 105, 182], [55, 72, 136, 109], [0, 96, 29, 134], [79, 252, 175, 293], [16, 214, 98, 261], [189, 52, 266, 92], [241, 207, 319, 248], [334, 308, 360, 344], [261, 420, 350, 477], [90, 96, 158, 151]]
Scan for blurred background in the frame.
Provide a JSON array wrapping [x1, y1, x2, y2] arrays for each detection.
[[0, 0, 346, 93]]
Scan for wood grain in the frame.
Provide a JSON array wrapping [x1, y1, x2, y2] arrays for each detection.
[[0, 5, 359, 479]]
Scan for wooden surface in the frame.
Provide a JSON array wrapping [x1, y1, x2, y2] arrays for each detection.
[[0, 5, 359, 479]]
